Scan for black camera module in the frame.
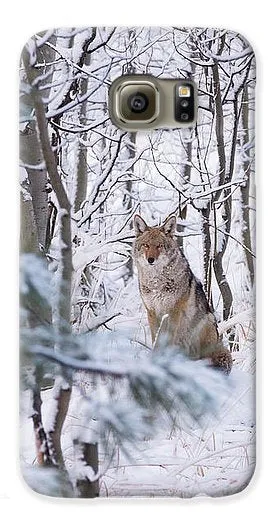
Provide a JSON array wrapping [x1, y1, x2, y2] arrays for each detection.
[[174, 82, 195, 124], [127, 92, 149, 113]]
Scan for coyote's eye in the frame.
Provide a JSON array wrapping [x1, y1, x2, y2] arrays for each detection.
[[143, 243, 149, 249], [157, 244, 163, 249]]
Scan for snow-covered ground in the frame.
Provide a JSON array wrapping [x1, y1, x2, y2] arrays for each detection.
[[20, 342, 255, 498]]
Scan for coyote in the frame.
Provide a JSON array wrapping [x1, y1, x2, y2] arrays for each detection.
[[133, 214, 232, 374]]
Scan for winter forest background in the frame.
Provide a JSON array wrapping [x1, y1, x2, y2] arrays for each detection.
[[19, 27, 256, 498]]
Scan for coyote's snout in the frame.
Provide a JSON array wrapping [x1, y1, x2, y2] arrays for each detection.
[[133, 214, 232, 374]]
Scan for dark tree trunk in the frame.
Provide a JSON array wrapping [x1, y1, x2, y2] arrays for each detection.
[[240, 85, 255, 286], [212, 58, 233, 320], [75, 441, 100, 498], [74, 51, 91, 213]]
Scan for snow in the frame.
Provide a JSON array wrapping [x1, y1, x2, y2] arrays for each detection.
[[44, 376, 71, 433], [20, 254, 51, 300], [20, 26, 256, 498], [20, 362, 255, 498]]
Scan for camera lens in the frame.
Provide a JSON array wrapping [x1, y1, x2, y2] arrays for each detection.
[[180, 112, 189, 121], [127, 92, 149, 113], [117, 82, 158, 123]]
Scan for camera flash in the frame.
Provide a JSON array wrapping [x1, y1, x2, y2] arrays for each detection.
[[178, 85, 191, 97]]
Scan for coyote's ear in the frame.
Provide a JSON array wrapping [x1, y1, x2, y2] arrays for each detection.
[[162, 215, 177, 236], [134, 215, 149, 236]]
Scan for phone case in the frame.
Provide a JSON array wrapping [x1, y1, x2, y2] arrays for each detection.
[[20, 27, 256, 498]]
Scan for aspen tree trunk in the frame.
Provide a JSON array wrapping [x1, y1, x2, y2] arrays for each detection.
[[123, 132, 136, 280], [194, 121, 212, 296], [178, 137, 191, 251], [20, 192, 39, 254], [20, 33, 57, 250], [20, 126, 48, 249], [20, 33, 59, 465], [22, 43, 73, 470]]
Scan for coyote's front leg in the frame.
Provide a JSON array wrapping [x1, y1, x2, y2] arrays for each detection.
[[167, 307, 184, 346], [149, 308, 182, 349], [146, 308, 159, 344]]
